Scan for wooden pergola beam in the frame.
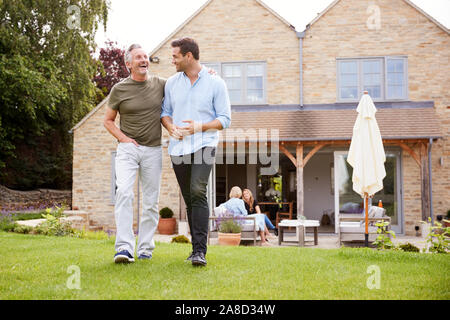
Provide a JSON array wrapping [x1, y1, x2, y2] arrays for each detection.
[[279, 143, 297, 168], [303, 143, 326, 167], [398, 142, 421, 168]]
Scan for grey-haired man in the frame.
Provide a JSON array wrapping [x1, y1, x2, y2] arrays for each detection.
[[104, 44, 166, 263]]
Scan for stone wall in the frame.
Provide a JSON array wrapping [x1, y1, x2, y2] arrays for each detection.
[[0, 185, 72, 212]]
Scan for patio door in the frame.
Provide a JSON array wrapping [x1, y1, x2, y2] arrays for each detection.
[[333, 151, 403, 234]]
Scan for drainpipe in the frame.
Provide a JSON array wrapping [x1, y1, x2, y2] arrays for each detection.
[[428, 138, 433, 222], [296, 31, 305, 108]]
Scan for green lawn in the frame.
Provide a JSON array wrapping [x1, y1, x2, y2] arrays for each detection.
[[0, 231, 449, 300]]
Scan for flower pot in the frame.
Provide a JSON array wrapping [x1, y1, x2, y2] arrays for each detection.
[[158, 218, 176, 235], [218, 232, 241, 246]]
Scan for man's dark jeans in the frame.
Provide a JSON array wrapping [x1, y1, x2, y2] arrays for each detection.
[[171, 147, 215, 255]]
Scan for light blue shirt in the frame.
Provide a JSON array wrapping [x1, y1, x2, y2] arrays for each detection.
[[219, 198, 248, 217], [161, 66, 231, 156]]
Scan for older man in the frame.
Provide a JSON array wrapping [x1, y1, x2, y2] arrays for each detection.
[[104, 44, 165, 263], [161, 38, 231, 267]]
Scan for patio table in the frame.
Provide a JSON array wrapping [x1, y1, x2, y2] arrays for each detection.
[[278, 219, 320, 247]]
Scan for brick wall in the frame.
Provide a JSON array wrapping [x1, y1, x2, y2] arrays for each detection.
[[301, 0, 450, 234], [147, 0, 300, 105]]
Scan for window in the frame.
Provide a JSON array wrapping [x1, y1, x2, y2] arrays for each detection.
[[386, 58, 406, 100], [337, 57, 407, 101], [203, 62, 266, 105]]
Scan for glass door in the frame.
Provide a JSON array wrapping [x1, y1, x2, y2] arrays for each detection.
[[334, 151, 402, 234]]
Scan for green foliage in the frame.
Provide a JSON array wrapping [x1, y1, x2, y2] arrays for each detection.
[[219, 219, 242, 234], [398, 242, 420, 253], [12, 224, 33, 234], [35, 210, 74, 237], [372, 220, 396, 250], [0, 214, 17, 232], [422, 218, 449, 254], [10, 212, 47, 221], [159, 207, 174, 219], [171, 235, 190, 244], [73, 228, 110, 240], [446, 210, 450, 220], [0, 0, 109, 188]]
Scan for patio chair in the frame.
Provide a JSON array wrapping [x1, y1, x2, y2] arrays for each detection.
[[275, 202, 294, 228], [338, 206, 391, 245]]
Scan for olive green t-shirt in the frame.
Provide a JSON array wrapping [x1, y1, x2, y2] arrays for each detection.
[[108, 75, 166, 147]]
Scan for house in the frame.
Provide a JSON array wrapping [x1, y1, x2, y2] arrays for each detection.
[[71, 0, 449, 236]]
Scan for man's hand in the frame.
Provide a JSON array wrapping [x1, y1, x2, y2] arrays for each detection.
[[206, 67, 217, 76], [104, 106, 139, 147], [167, 123, 183, 140], [119, 136, 139, 147], [178, 120, 202, 136]]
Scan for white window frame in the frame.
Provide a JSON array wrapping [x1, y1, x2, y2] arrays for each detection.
[[203, 61, 267, 105], [336, 56, 408, 102]]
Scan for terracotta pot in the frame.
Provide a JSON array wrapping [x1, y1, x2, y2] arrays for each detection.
[[218, 232, 241, 246], [158, 218, 176, 235]]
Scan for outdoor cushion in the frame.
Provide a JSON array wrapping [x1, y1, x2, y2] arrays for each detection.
[[368, 206, 386, 218]]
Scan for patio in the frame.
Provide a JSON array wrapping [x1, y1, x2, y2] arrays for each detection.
[[155, 232, 428, 250]]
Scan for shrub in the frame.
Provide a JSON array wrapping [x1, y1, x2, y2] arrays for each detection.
[[159, 207, 174, 219], [219, 219, 242, 234], [171, 235, 190, 244], [398, 243, 420, 253], [372, 220, 396, 250], [13, 224, 33, 234], [35, 213, 74, 237], [0, 213, 18, 232], [422, 218, 449, 254]]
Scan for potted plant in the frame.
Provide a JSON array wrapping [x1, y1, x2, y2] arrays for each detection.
[[157, 207, 176, 235], [218, 218, 242, 246]]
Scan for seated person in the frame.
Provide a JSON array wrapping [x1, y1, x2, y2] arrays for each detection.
[[219, 186, 273, 245], [242, 188, 278, 236]]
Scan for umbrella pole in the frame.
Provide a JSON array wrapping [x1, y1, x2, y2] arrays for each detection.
[[364, 193, 369, 247]]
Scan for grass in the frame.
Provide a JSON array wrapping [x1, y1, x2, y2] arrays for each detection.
[[0, 231, 449, 300]]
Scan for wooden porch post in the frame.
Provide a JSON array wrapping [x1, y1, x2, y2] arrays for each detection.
[[280, 142, 326, 220], [420, 142, 431, 221], [296, 143, 304, 218], [397, 140, 431, 221]]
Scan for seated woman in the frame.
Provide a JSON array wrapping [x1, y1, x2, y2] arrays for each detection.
[[242, 188, 278, 236], [219, 186, 273, 246]]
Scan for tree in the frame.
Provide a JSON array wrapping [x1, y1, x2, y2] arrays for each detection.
[[0, 0, 109, 190], [94, 40, 129, 100]]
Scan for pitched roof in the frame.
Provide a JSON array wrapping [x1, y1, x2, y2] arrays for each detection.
[[304, 0, 449, 34], [70, 97, 108, 133], [223, 105, 442, 142], [149, 0, 296, 57]]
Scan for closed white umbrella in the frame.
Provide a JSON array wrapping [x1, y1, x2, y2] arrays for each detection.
[[347, 91, 386, 246]]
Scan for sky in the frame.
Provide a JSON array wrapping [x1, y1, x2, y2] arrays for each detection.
[[94, 0, 450, 53]]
